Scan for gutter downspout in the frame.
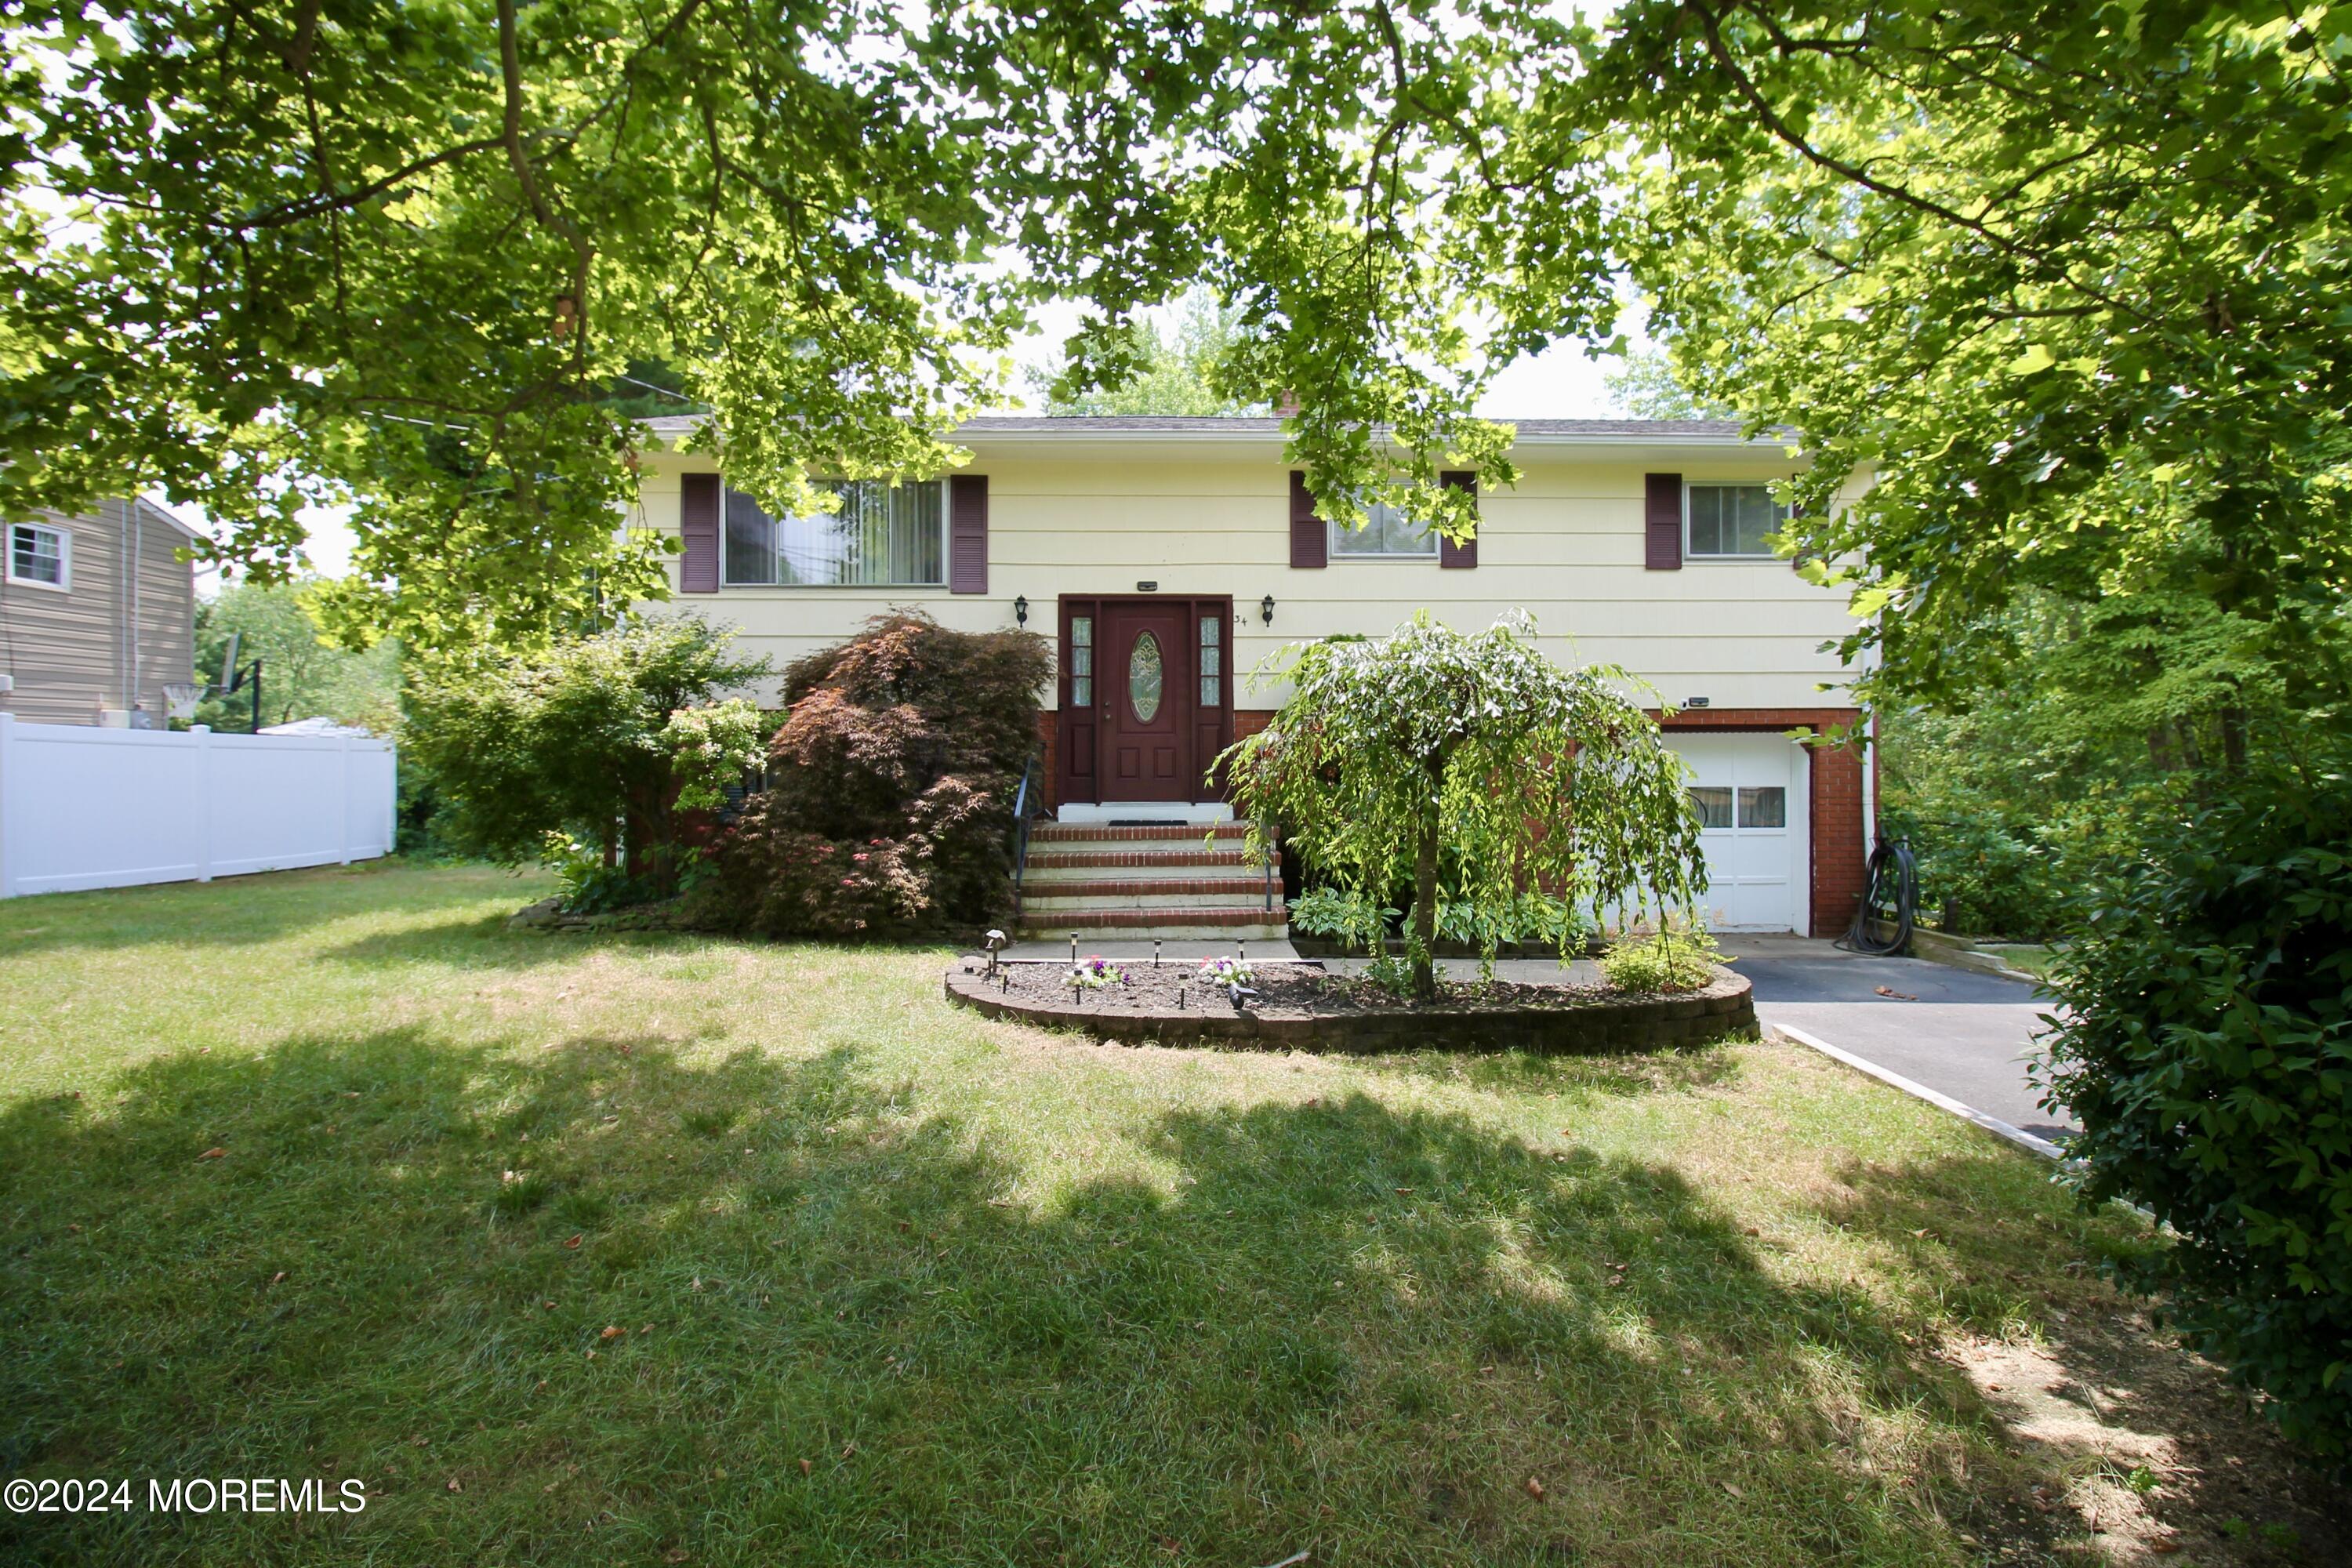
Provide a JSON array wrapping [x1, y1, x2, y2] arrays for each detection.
[[126, 499, 143, 713], [1863, 707, 1878, 847]]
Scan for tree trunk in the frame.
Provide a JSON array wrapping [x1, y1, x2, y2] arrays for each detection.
[[1411, 805, 1440, 1000], [2219, 701, 2249, 775]]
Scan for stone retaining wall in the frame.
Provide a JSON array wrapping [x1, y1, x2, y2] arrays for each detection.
[[943, 964, 1755, 1053]]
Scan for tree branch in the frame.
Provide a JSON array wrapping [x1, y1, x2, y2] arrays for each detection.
[[1681, 0, 2159, 329], [497, 0, 597, 366]]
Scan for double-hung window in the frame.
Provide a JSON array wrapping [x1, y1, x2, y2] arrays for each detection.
[[6, 522, 68, 589], [722, 480, 946, 586], [1685, 484, 1788, 558], [1329, 497, 1436, 558]]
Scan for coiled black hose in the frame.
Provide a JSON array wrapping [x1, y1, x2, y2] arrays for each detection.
[[1838, 833, 1917, 955]]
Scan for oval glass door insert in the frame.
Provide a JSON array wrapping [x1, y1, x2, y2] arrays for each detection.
[[1128, 631, 1164, 722]]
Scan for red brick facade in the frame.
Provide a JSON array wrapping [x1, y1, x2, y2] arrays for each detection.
[[1037, 703, 1869, 938], [1033, 710, 1058, 808]]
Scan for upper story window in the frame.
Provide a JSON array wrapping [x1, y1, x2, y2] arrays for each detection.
[[723, 479, 946, 586], [7, 522, 68, 590], [1330, 498, 1436, 558], [1686, 483, 1788, 558]]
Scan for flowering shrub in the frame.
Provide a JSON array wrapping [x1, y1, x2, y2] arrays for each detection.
[[686, 614, 1052, 938], [1196, 956, 1254, 989], [1067, 956, 1126, 990], [404, 618, 770, 898]]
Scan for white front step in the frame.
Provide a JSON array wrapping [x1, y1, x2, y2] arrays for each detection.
[[1053, 801, 1236, 826]]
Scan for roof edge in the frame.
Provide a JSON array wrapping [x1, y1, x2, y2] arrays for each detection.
[[637, 412, 1795, 451]]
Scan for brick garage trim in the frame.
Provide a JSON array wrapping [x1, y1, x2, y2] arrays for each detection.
[[946, 963, 1755, 1051], [1654, 706, 1866, 939]]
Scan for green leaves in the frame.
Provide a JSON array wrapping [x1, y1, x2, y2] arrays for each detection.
[[1220, 612, 1705, 996], [2040, 745, 2352, 1455], [2005, 345, 2056, 377], [1, 0, 1625, 655], [1587, 0, 2352, 720], [401, 616, 770, 883]]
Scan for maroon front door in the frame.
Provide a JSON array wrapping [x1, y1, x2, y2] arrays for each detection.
[[1057, 597, 1233, 806], [1100, 601, 1191, 800]]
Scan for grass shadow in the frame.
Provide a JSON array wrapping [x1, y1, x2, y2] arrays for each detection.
[[322, 911, 688, 971], [0, 1018, 2228, 1566]]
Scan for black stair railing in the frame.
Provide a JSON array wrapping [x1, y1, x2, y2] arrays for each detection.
[[1263, 822, 1277, 913], [1008, 750, 1047, 922]]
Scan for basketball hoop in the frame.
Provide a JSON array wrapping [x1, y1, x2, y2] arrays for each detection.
[[162, 682, 203, 721]]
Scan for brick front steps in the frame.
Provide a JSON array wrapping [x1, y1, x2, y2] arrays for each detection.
[[1018, 821, 1286, 942], [944, 960, 1756, 1051]]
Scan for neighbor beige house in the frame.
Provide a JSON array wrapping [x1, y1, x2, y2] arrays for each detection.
[[1, 499, 196, 728], [631, 416, 1874, 938]]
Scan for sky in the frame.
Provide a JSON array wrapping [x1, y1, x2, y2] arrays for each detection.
[[190, 321, 1635, 586]]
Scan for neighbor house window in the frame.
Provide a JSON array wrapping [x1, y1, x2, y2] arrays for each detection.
[[1329, 498, 1436, 557], [722, 480, 946, 586], [6, 523, 67, 589], [1686, 484, 1788, 558]]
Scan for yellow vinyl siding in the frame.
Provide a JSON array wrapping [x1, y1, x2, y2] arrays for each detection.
[[630, 446, 1864, 713]]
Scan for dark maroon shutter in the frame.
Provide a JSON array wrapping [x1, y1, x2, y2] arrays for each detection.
[[1644, 472, 1683, 571], [1438, 470, 1478, 568], [1288, 471, 1326, 569], [679, 473, 720, 592], [949, 474, 987, 593]]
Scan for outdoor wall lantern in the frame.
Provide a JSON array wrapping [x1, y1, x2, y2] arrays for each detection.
[[1014, 594, 1029, 627], [1260, 594, 1276, 626]]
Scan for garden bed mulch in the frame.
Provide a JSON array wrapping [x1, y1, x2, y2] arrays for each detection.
[[945, 958, 1754, 1052]]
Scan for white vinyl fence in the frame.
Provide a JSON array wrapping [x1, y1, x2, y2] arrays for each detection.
[[0, 713, 397, 898]]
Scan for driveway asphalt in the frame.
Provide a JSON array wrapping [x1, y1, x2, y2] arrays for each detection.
[[1722, 936, 2070, 1145], [1312, 936, 2071, 1147]]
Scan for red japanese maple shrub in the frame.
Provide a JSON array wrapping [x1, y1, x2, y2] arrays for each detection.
[[688, 613, 1051, 938]]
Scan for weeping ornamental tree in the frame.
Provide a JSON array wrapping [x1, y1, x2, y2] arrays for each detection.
[[1222, 613, 1706, 999]]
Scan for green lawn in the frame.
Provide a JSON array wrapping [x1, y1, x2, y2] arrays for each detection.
[[0, 864, 2332, 1565]]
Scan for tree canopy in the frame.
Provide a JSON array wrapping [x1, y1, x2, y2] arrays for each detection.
[[1602, 345, 1734, 422], [7, 0, 2347, 736], [1026, 292, 1264, 418], [2, 0, 1597, 652], [1594, 0, 2352, 731], [192, 578, 401, 731]]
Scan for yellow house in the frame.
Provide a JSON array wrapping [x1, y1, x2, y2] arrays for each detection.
[[633, 415, 1872, 938]]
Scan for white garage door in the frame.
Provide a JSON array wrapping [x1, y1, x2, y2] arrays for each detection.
[[1668, 732, 1810, 934]]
